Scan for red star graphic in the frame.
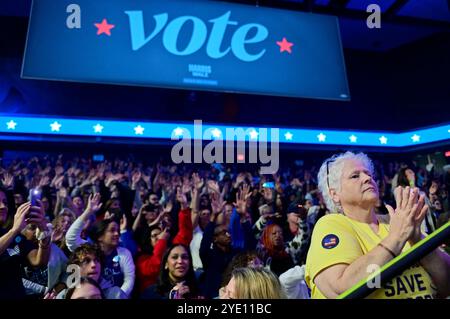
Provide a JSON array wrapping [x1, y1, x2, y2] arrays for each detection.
[[94, 19, 115, 36], [276, 37, 294, 54]]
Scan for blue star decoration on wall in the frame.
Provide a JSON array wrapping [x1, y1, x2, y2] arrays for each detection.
[[0, 115, 448, 148]]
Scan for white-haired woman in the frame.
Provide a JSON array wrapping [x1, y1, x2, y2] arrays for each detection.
[[305, 152, 450, 299]]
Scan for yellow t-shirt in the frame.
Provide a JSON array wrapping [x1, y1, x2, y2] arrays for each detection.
[[305, 214, 436, 299]]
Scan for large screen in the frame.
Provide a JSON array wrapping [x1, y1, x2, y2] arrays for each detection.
[[22, 0, 350, 101]]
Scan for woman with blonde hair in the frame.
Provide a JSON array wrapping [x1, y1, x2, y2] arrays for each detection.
[[223, 267, 286, 299]]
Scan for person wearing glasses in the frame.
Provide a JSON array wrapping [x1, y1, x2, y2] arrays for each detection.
[[0, 189, 51, 299], [305, 151, 450, 299]]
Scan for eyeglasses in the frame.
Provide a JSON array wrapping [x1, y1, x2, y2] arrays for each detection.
[[326, 158, 336, 189]]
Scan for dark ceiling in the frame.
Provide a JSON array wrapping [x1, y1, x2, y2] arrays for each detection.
[[0, 0, 449, 133]]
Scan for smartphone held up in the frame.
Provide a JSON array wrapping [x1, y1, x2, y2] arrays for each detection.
[[29, 188, 42, 207]]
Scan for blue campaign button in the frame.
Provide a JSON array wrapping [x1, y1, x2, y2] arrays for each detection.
[[112, 255, 120, 263], [321, 234, 339, 249], [15, 236, 22, 244]]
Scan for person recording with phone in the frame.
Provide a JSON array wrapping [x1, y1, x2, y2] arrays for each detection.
[[0, 187, 52, 299], [252, 181, 283, 233], [261, 181, 277, 213]]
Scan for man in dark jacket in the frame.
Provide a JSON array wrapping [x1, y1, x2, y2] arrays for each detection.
[[199, 220, 254, 298]]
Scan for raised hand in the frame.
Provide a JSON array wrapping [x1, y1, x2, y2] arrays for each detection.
[[141, 173, 151, 187], [67, 167, 75, 177], [245, 172, 253, 183], [207, 180, 220, 194], [157, 227, 170, 241], [38, 175, 50, 187], [51, 174, 60, 188], [176, 187, 188, 210], [105, 172, 121, 187], [234, 173, 246, 188], [96, 164, 106, 179], [58, 187, 68, 199], [89, 173, 99, 184], [190, 186, 200, 212], [85, 193, 102, 214], [104, 211, 115, 220], [1, 173, 14, 189], [120, 214, 128, 232], [150, 210, 166, 228], [55, 175, 64, 189], [164, 201, 173, 214], [181, 180, 192, 196], [386, 186, 428, 248], [55, 165, 64, 176], [132, 171, 142, 185], [11, 202, 30, 234], [192, 172, 204, 191], [42, 166, 51, 176], [211, 192, 225, 216], [234, 185, 250, 216]]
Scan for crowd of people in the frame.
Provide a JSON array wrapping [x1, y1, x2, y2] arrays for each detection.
[[0, 152, 449, 299]]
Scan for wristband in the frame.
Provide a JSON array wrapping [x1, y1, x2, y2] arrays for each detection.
[[378, 242, 397, 258]]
